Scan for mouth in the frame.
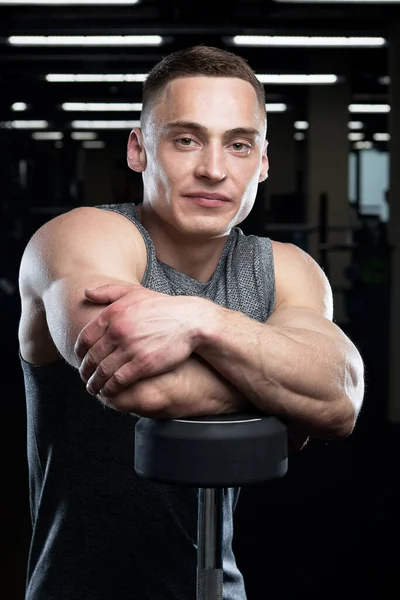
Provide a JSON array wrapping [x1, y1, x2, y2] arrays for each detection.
[[183, 192, 231, 202], [182, 194, 230, 208]]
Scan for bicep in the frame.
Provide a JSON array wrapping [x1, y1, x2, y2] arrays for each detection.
[[268, 242, 345, 340], [19, 207, 141, 369], [271, 241, 334, 320], [42, 275, 135, 369]]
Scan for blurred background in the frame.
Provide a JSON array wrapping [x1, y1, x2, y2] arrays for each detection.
[[1, 0, 399, 598]]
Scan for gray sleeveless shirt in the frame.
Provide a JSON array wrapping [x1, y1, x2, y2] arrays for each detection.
[[20, 202, 276, 600]]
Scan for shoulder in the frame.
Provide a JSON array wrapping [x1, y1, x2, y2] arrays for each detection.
[[19, 205, 146, 299], [270, 240, 333, 319], [21, 206, 144, 256], [24, 204, 146, 260], [36, 205, 144, 245]]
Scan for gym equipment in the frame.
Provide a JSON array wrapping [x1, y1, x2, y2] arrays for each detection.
[[134, 412, 288, 599]]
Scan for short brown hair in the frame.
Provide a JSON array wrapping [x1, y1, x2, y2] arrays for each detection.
[[140, 45, 266, 130]]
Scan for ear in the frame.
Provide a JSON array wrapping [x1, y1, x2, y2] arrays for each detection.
[[258, 139, 269, 183], [127, 128, 147, 172]]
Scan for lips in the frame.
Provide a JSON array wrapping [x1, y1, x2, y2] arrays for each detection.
[[183, 192, 231, 202]]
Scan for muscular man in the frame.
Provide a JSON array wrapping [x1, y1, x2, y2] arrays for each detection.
[[18, 45, 364, 600]]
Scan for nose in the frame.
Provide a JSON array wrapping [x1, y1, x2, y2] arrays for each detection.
[[195, 143, 226, 182]]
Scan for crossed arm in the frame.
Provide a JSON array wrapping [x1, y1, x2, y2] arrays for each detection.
[[76, 242, 364, 442], [22, 209, 363, 446]]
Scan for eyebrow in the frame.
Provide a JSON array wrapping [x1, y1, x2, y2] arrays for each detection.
[[162, 120, 262, 140]]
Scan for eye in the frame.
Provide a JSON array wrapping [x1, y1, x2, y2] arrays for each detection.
[[231, 142, 251, 153], [176, 137, 194, 146]]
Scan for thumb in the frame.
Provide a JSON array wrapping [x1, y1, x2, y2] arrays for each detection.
[[84, 284, 136, 304]]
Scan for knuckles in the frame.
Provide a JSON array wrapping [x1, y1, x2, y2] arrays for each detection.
[[75, 330, 91, 356], [108, 320, 127, 341], [95, 361, 109, 379], [112, 369, 128, 387], [104, 354, 155, 393], [83, 349, 97, 368], [136, 353, 156, 379], [108, 315, 136, 344]]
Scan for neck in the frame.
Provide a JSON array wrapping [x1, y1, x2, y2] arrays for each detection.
[[136, 203, 230, 283]]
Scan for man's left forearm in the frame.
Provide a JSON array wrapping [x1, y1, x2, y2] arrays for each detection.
[[193, 303, 362, 438]]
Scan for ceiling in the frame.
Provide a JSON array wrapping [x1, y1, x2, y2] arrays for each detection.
[[0, 0, 398, 138]]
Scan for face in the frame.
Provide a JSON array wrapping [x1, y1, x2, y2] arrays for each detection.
[[128, 76, 268, 239]]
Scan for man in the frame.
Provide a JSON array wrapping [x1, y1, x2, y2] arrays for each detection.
[[18, 45, 364, 600]]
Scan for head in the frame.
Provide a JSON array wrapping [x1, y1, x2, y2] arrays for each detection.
[[128, 45, 269, 239]]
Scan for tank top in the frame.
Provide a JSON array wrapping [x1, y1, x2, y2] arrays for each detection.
[[20, 202, 276, 600]]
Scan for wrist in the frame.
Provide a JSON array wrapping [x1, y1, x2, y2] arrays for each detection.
[[190, 297, 224, 350]]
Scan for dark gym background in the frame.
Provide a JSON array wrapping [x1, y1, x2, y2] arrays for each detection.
[[1, 1, 399, 598]]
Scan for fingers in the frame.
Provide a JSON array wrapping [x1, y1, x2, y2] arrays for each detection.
[[80, 340, 144, 397], [84, 283, 140, 305], [80, 344, 122, 394], [74, 312, 109, 361], [96, 360, 142, 398], [77, 283, 141, 358], [87, 356, 137, 397], [75, 283, 142, 360], [97, 378, 168, 416], [95, 353, 162, 398]]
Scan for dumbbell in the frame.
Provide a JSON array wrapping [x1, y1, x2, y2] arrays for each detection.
[[134, 412, 288, 599]]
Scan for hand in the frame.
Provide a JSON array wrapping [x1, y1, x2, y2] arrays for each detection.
[[74, 283, 209, 398], [97, 358, 214, 419], [99, 355, 251, 419], [98, 364, 180, 417]]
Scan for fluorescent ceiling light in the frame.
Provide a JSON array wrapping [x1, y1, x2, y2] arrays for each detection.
[[349, 104, 390, 113], [83, 141, 106, 149], [32, 131, 63, 140], [266, 103, 287, 112], [294, 132, 305, 141], [295, 121, 366, 130], [68, 104, 285, 117], [10, 120, 48, 128], [72, 120, 140, 129], [373, 133, 390, 142], [232, 35, 386, 47], [46, 73, 147, 82], [353, 141, 373, 150], [257, 74, 338, 84], [62, 102, 142, 111], [9, 35, 162, 46], [348, 121, 364, 129], [294, 121, 309, 130], [0, 0, 138, 3], [11, 102, 28, 111], [71, 131, 98, 140], [348, 132, 364, 141]]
